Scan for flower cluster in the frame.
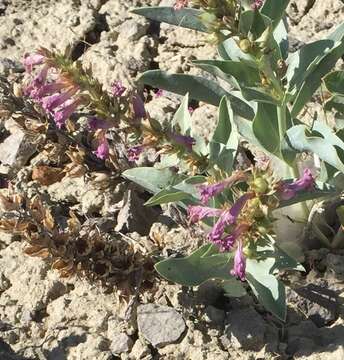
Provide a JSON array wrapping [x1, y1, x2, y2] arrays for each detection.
[[22, 48, 140, 161], [187, 168, 316, 281]]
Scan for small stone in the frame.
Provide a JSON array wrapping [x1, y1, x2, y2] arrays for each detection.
[[109, 333, 133, 355], [223, 307, 266, 351], [130, 339, 150, 359], [137, 304, 186, 347]]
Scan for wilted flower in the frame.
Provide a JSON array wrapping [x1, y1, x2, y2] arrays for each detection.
[[127, 145, 144, 162], [93, 136, 110, 160], [132, 94, 146, 119], [174, 0, 189, 10], [278, 168, 315, 200], [88, 116, 111, 130], [230, 240, 246, 281], [188, 205, 223, 223], [169, 133, 196, 152], [112, 81, 126, 97]]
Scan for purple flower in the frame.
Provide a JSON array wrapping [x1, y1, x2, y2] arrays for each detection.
[[42, 87, 79, 112], [251, 0, 263, 10], [198, 172, 246, 204], [29, 82, 65, 101], [199, 182, 227, 204], [155, 89, 164, 98], [24, 65, 49, 98], [188, 106, 194, 114], [231, 240, 246, 281], [127, 145, 144, 162], [53, 99, 80, 128], [170, 133, 196, 152], [93, 137, 110, 160], [88, 117, 111, 130], [23, 53, 44, 73], [112, 81, 126, 97], [132, 95, 146, 119], [279, 168, 315, 200], [219, 223, 250, 252], [188, 206, 223, 223], [208, 193, 254, 243]]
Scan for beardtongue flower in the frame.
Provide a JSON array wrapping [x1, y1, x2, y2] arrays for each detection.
[[53, 98, 81, 128], [188, 205, 223, 223], [24, 65, 49, 98], [278, 168, 315, 200], [198, 171, 247, 204], [219, 223, 250, 252], [42, 86, 79, 112], [112, 81, 126, 97], [230, 240, 246, 281], [93, 136, 110, 160], [208, 193, 254, 243], [169, 133, 196, 152], [23, 53, 45, 73], [29, 82, 66, 101], [127, 145, 144, 162]]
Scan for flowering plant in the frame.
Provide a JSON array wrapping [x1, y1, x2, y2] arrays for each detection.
[[122, 0, 344, 319]]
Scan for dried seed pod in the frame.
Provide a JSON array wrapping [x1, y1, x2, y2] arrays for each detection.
[[32, 165, 64, 186]]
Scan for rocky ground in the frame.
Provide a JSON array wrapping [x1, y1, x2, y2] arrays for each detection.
[[1, 0, 344, 359]]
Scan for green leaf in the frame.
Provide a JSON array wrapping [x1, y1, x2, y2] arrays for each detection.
[[241, 87, 278, 104], [172, 93, 192, 134], [287, 121, 344, 172], [239, 10, 271, 39], [131, 7, 207, 32], [290, 33, 344, 117], [246, 258, 286, 321], [222, 279, 247, 298], [193, 59, 260, 89], [278, 180, 337, 208], [209, 97, 239, 172], [155, 244, 234, 287], [139, 70, 255, 119], [324, 94, 344, 115], [260, 0, 290, 29], [324, 71, 344, 95], [122, 167, 174, 194], [217, 38, 256, 63], [252, 103, 280, 155], [144, 187, 192, 206], [273, 18, 289, 60]]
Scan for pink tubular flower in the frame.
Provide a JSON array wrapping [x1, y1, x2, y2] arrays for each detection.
[[251, 0, 263, 10], [23, 53, 45, 73], [208, 193, 254, 243], [170, 133, 196, 152], [188, 205, 223, 223], [88, 116, 111, 130], [29, 82, 66, 101], [93, 136, 110, 160], [231, 240, 246, 281], [174, 0, 189, 10], [112, 81, 126, 97], [24, 65, 49, 98], [127, 145, 144, 162], [278, 168, 315, 200], [53, 99, 81, 128], [42, 87, 79, 112], [198, 172, 247, 204], [220, 223, 250, 252]]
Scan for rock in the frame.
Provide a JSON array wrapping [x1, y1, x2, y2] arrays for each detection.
[[115, 189, 159, 235], [223, 307, 266, 351], [297, 345, 344, 360], [326, 254, 344, 277], [286, 284, 338, 327], [0, 58, 23, 75], [130, 339, 151, 359], [0, 129, 36, 174], [109, 333, 133, 355], [137, 303, 186, 347]]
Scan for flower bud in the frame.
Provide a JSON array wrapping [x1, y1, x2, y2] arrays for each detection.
[[239, 39, 252, 53], [251, 177, 269, 194]]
